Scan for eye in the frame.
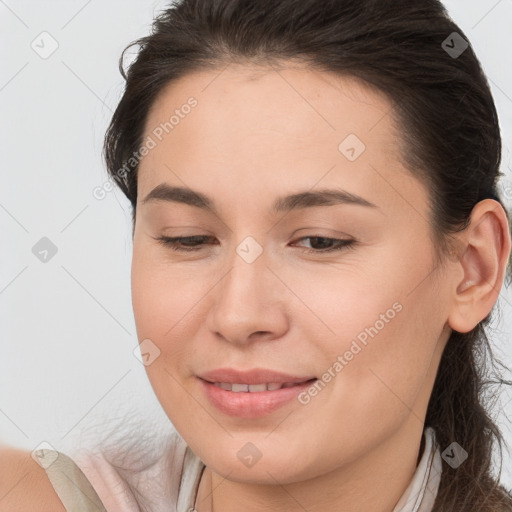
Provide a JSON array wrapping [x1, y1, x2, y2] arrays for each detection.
[[155, 235, 216, 252], [154, 235, 356, 254], [291, 236, 356, 254]]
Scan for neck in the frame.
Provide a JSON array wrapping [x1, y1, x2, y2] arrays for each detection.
[[195, 418, 427, 512]]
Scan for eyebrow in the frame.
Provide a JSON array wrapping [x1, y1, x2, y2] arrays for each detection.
[[141, 183, 378, 215]]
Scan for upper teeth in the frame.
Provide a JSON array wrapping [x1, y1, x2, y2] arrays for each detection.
[[213, 382, 299, 392]]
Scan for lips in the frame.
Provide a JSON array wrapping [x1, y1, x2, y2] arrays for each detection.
[[198, 367, 316, 386], [197, 367, 318, 418]]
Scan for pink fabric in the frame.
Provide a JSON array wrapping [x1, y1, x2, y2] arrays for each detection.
[[44, 427, 442, 511], [72, 432, 188, 512]]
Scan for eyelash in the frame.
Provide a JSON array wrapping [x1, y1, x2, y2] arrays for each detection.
[[154, 235, 356, 254]]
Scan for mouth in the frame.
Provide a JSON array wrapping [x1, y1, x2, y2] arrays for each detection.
[[198, 377, 319, 418], [206, 379, 317, 392]]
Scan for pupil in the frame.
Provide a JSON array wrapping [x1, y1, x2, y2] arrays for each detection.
[[311, 237, 330, 249]]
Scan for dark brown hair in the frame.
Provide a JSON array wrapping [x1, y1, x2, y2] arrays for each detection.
[[103, 0, 512, 509]]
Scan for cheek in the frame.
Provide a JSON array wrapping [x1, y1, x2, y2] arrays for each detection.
[[131, 246, 194, 337], [130, 249, 199, 421], [130, 246, 214, 378], [303, 243, 442, 406], [327, 296, 441, 435]]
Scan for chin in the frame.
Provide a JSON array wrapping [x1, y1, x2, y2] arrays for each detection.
[[194, 440, 317, 485]]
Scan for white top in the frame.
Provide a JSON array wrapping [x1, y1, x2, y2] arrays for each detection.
[[36, 426, 442, 512]]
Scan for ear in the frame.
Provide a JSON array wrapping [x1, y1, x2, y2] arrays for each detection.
[[447, 199, 511, 334]]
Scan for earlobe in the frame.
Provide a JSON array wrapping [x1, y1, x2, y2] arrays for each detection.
[[447, 199, 511, 334]]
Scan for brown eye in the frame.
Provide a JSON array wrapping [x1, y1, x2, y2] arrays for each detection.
[[155, 235, 217, 252], [291, 236, 356, 254]]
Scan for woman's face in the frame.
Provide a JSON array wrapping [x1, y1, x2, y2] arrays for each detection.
[[131, 63, 454, 483]]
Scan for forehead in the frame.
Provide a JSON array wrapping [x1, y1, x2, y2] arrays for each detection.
[[142, 62, 397, 149], [137, 62, 427, 218]]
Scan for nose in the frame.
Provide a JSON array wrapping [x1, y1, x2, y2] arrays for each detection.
[[206, 247, 289, 346]]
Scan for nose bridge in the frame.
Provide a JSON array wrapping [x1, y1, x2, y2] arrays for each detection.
[[208, 237, 285, 343], [219, 237, 269, 314]]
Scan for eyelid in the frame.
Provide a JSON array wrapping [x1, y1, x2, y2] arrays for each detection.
[[154, 233, 357, 255]]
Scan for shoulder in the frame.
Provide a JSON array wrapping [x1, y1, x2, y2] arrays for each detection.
[[72, 429, 194, 511], [0, 445, 66, 511]]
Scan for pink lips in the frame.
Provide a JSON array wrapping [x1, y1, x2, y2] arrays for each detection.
[[197, 367, 317, 418]]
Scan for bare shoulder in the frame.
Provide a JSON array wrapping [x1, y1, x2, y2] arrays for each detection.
[[0, 446, 66, 512]]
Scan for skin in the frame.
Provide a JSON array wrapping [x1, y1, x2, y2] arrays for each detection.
[[131, 62, 511, 512]]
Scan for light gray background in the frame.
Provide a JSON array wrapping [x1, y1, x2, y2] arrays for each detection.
[[1, 0, 511, 489]]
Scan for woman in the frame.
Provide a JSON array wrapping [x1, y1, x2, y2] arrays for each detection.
[[2, 0, 512, 510]]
